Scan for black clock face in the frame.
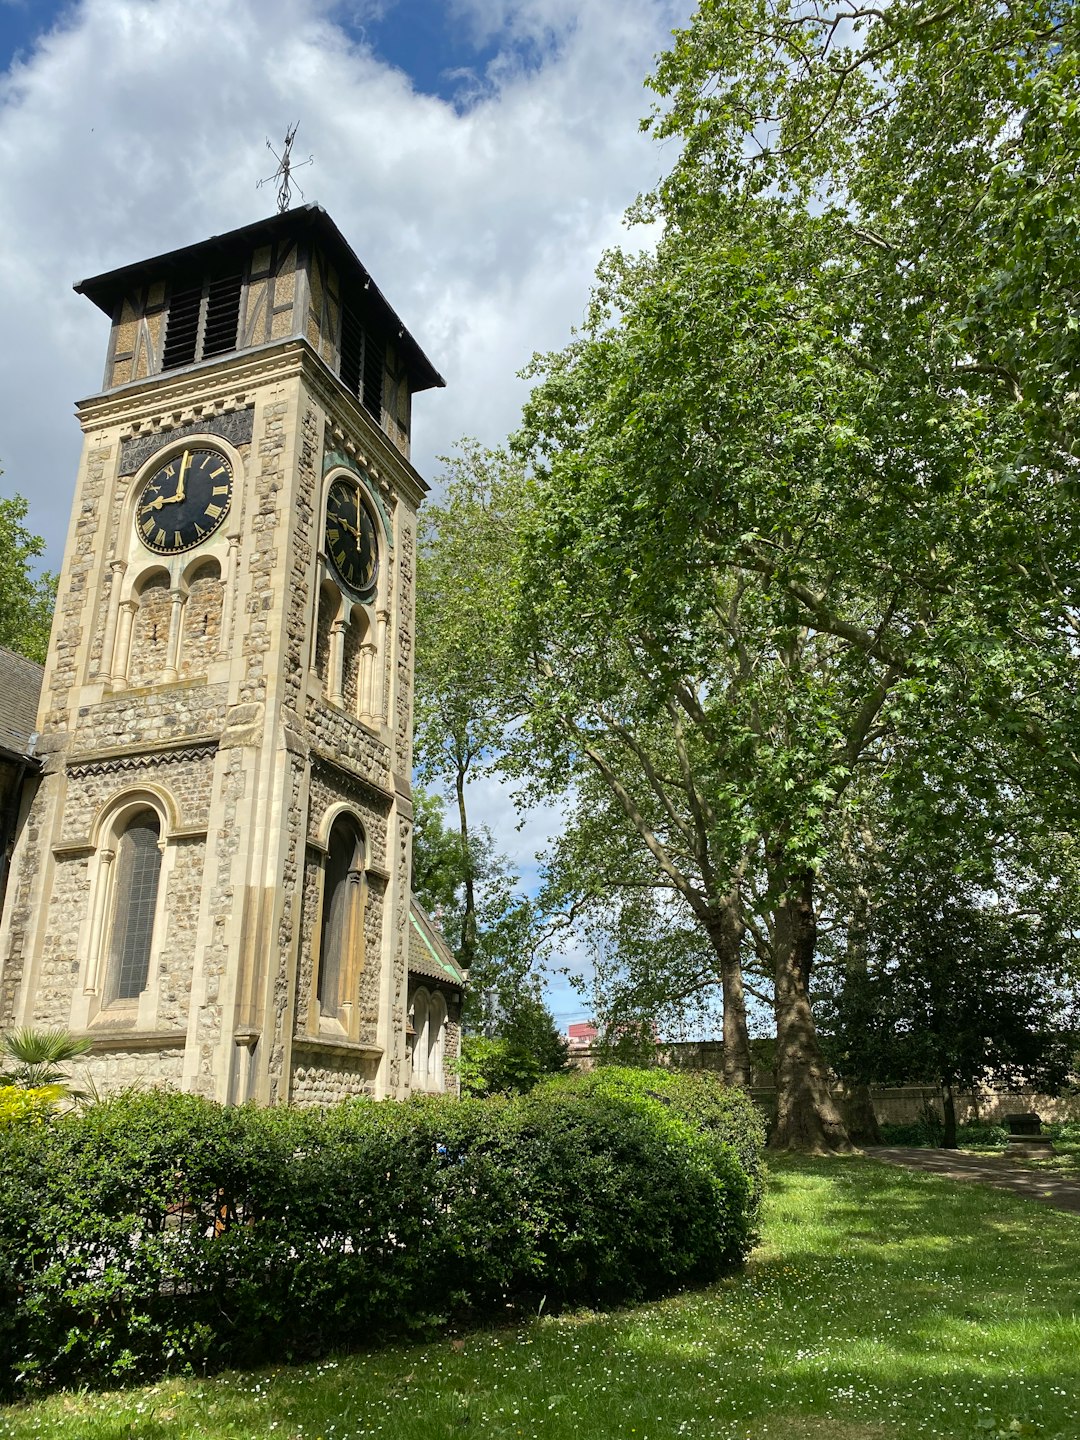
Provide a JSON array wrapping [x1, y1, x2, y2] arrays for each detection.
[[325, 479, 378, 594], [136, 447, 233, 555]]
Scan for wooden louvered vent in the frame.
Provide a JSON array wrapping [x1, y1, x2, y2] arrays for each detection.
[[202, 272, 243, 358], [161, 285, 202, 369], [162, 270, 243, 370], [340, 301, 385, 424]]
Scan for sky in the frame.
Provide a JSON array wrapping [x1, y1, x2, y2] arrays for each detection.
[[0, 0, 695, 1032]]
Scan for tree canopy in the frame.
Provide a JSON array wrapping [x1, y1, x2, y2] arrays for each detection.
[[506, 0, 1080, 1147], [0, 493, 55, 665]]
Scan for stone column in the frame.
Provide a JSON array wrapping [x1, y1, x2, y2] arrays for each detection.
[[359, 641, 378, 719], [114, 599, 138, 686], [84, 848, 115, 994], [218, 534, 241, 659], [163, 588, 184, 680], [375, 607, 390, 723], [328, 619, 346, 707], [99, 560, 126, 681]]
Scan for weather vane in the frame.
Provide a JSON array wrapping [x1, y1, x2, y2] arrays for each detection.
[[258, 123, 314, 213]]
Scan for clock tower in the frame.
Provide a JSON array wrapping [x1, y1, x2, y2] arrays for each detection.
[[0, 206, 458, 1104]]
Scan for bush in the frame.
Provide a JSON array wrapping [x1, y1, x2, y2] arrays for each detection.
[[536, 1066, 767, 1218], [0, 1085, 60, 1128], [0, 1070, 762, 1395], [878, 1118, 1010, 1148]]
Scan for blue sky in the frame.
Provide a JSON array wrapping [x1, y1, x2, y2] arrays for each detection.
[[0, 0, 564, 109], [0, 0, 693, 1032]]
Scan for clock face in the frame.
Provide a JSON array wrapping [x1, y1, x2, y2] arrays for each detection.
[[136, 447, 233, 555], [325, 478, 378, 594]]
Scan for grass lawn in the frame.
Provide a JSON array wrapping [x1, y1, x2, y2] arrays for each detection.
[[2, 1155, 1078, 1440], [964, 1137, 1080, 1179]]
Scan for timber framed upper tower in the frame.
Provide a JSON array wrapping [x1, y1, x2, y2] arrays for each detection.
[[0, 206, 456, 1104]]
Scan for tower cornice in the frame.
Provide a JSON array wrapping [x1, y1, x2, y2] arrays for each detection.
[[76, 337, 429, 506]]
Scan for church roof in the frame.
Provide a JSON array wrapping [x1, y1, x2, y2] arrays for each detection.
[[74, 204, 445, 395], [0, 648, 43, 763], [409, 901, 467, 988]]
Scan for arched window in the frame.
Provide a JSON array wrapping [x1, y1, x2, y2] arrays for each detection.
[[313, 580, 338, 692], [317, 814, 366, 1023], [411, 989, 430, 1086], [428, 992, 447, 1093], [103, 809, 162, 1005]]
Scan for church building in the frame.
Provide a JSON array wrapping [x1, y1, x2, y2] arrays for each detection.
[[0, 206, 465, 1104]]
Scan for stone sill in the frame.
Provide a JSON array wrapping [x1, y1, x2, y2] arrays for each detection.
[[78, 1028, 188, 1052], [293, 1036, 383, 1061]]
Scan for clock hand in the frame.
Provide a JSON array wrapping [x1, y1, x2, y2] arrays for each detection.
[[175, 451, 191, 505], [337, 515, 361, 541]]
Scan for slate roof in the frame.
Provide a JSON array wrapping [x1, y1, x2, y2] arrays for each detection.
[[409, 901, 467, 988], [0, 648, 43, 762]]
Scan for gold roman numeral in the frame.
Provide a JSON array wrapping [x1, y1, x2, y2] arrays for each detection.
[[210, 466, 227, 478], [213, 484, 229, 495], [141, 516, 154, 536], [205, 503, 223, 519], [155, 528, 166, 547]]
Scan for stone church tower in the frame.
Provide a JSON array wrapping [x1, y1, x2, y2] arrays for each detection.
[[0, 206, 463, 1104]]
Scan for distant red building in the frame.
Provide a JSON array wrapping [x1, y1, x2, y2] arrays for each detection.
[[567, 1022, 599, 1050]]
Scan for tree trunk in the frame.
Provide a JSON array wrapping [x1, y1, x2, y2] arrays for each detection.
[[704, 907, 752, 1088], [841, 1082, 882, 1146], [839, 871, 881, 1144], [941, 1081, 958, 1149], [770, 868, 853, 1153], [454, 766, 477, 974]]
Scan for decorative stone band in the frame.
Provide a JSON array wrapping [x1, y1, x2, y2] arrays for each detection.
[[118, 405, 255, 476], [309, 748, 395, 806], [75, 1029, 188, 1052], [65, 736, 219, 779]]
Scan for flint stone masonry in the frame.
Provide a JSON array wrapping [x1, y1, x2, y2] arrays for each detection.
[[0, 210, 461, 1105], [291, 1050, 378, 1106], [73, 685, 229, 752], [60, 750, 214, 841]]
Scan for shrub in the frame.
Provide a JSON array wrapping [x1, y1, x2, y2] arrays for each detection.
[[878, 1118, 1010, 1148], [0, 1070, 762, 1396], [536, 1066, 767, 1216], [0, 1085, 60, 1128]]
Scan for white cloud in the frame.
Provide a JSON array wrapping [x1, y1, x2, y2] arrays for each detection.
[[0, 0, 689, 1028]]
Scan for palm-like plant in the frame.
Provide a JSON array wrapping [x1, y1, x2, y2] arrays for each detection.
[[0, 1027, 92, 1092]]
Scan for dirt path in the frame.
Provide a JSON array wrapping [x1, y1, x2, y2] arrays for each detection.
[[864, 1146, 1080, 1214]]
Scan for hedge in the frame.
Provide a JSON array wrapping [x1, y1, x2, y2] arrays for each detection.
[[0, 1068, 763, 1395]]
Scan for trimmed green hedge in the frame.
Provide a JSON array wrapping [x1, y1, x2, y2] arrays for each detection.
[[0, 1068, 762, 1395]]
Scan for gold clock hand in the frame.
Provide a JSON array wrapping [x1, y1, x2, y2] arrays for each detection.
[[175, 451, 191, 504]]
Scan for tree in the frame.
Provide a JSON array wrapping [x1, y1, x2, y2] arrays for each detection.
[[509, 0, 1080, 1150], [414, 444, 526, 974], [457, 990, 569, 1097], [818, 868, 1080, 1148], [411, 785, 548, 1033], [0, 494, 56, 664]]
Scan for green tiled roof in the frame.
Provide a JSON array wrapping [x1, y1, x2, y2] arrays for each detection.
[[409, 902, 466, 987]]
